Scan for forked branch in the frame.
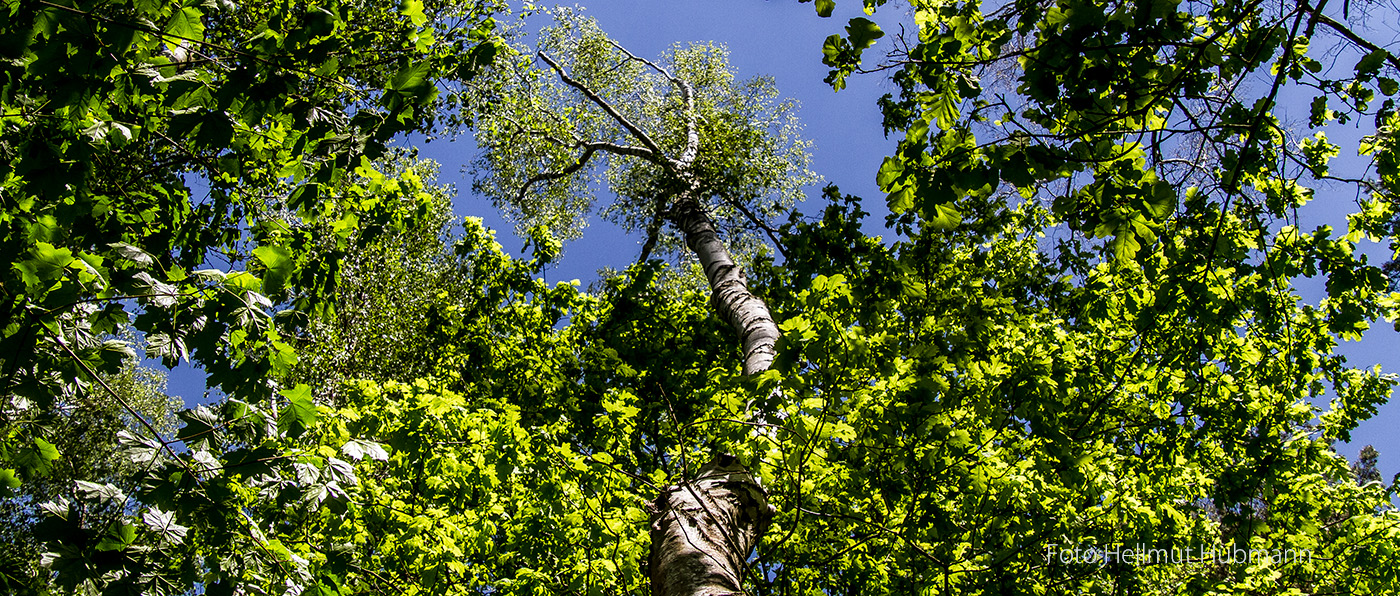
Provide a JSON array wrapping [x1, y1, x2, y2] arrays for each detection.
[[1303, 3, 1400, 71], [514, 140, 655, 202]]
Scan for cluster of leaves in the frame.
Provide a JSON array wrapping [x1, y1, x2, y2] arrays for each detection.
[[17, 207, 746, 593], [211, 181, 1400, 596], [0, 352, 178, 591], [0, 0, 504, 591], [819, 0, 1400, 271], [736, 189, 1400, 594], [0, 0, 488, 462], [754, 0, 1400, 592]]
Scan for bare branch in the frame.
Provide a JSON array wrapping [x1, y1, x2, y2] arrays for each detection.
[[537, 51, 671, 167], [603, 37, 679, 80], [1306, 3, 1400, 72], [515, 141, 655, 202], [515, 144, 601, 203], [726, 198, 791, 261], [586, 140, 660, 160]]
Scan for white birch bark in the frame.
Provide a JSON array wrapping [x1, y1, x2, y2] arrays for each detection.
[[649, 454, 774, 596], [671, 194, 779, 377], [648, 191, 778, 596]]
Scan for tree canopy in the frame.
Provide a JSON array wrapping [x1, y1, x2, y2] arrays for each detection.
[[3, 0, 1400, 595], [469, 9, 816, 262]]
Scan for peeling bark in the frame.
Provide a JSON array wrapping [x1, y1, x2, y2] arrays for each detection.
[[649, 454, 774, 596]]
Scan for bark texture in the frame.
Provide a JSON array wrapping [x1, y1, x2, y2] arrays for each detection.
[[649, 454, 774, 596], [672, 194, 779, 377]]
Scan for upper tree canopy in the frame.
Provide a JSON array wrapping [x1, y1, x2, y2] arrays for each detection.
[[828, 0, 1400, 279], [469, 10, 816, 258]]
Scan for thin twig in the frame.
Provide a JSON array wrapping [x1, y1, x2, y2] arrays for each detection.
[[1307, 7, 1400, 71], [727, 200, 791, 261]]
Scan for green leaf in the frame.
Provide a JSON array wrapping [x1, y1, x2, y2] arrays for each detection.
[[15, 438, 60, 477], [252, 245, 293, 295], [277, 384, 317, 438], [822, 34, 849, 67], [288, 182, 322, 215], [29, 8, 60, 41], [400, 0, 428, 27], [1309, 95, 1335, 127], [75, 480, 126, 502], [341, 439, 389, 461], [388, 61, 434, 97], [96, 522, 138, 551], [887, 186, 914, 213], [0, 469, 21, 495], [846, 17, 884, 51], [815, 0, 836, 17], [166, 5, 205, 41], [306, 7, 337, 36], [1356, 49, 1387, 78], [99, 339, 137, 372], [108, 242, 155, 268], [141, 507, 190, 544], [923, 203, 962, 230], [1143, 181, 1175, 220], [83, 121, 134, 145], [223, 444, 280, 477], [14, 242, 75, 292], [176, 405, 220, 444], [876, 156, 904, 190]]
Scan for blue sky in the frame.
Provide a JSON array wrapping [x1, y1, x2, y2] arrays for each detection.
[[166, 0, 1400, 481]]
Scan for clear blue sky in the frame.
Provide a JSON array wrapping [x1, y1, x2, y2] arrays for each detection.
[[168, 0, 1400, 482]]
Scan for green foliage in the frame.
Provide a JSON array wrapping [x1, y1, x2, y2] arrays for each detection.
[[0, 354, 178, 595], [822, 17, 884, 90], [0, 0, 503, 591], [780, 0, 1400, 591], [739, 191, 1400, 594], [846, 0, 1400, 280], [5, 1, 1400, 595], [467, 9, 816, 258], [0, 0, 502, 465], [287, 152, 472, 393], [1352, 445, 1385, 486]]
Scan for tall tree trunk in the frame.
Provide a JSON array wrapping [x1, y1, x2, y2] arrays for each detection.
[[531, 42, 782, 596], [649, 190, 778, 596]]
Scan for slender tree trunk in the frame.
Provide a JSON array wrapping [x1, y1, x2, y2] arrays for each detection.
[[670, 192, 779, 377], [532, 43, 782, 596], [649, 189, 778, 596]]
